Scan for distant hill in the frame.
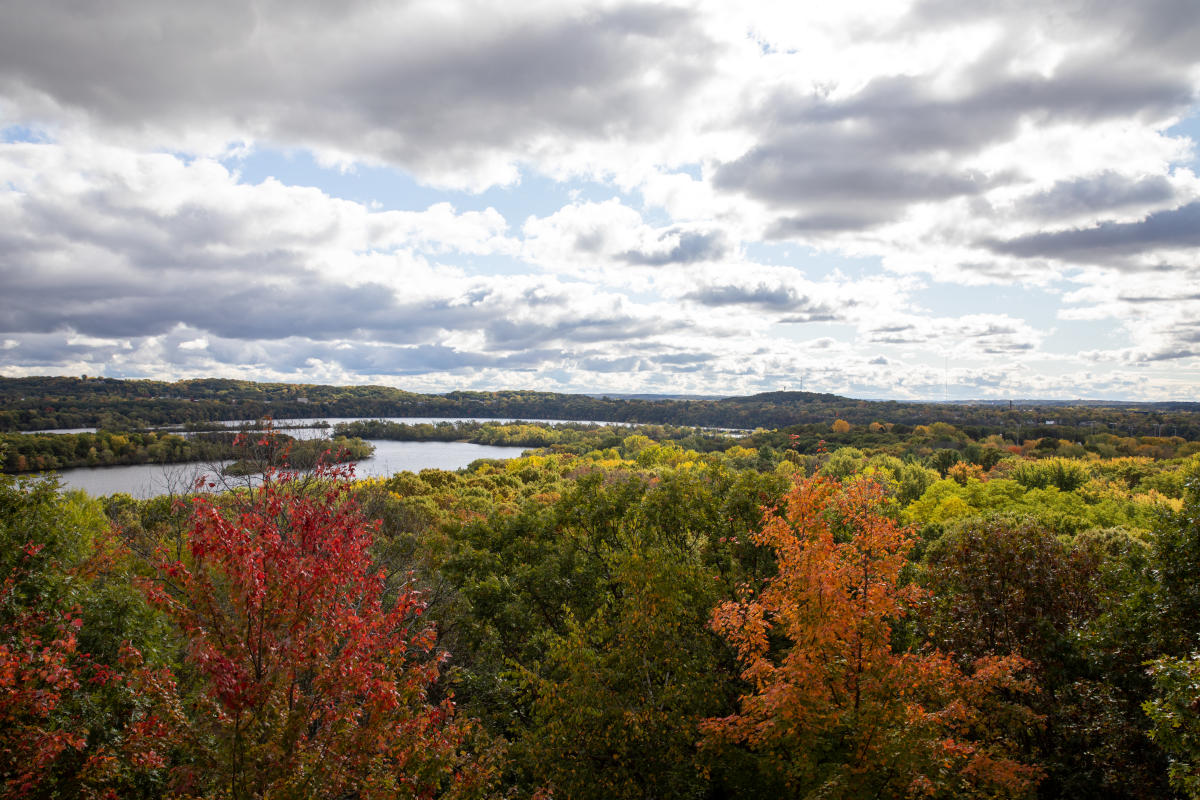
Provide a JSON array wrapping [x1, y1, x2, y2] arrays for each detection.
[[2, 376, 1199, 440]]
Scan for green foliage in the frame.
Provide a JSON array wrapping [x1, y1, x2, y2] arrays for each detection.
[[1136, 457, 1200, 657], [0, 475, 175, 797], [930, 447, 964, 476], [8, 376, 1200, 445], [1012, 458, 1090, 492], [818, 446, 865, 480], [1145, 654, 1200, 799], [220, 432, 373, 475], [0, 427, 372, 475], [521, 550, 728, 800], [923, 516, 1098, 669], [864, 454, 940, 506]]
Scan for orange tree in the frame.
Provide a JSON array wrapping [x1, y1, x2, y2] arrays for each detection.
[[144, 462, 490, 799], [702, 473, 1042, 798]]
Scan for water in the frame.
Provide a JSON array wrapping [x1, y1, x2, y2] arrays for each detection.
[[29, 415, 675, 498], [49, 440, 530, 499], [22, 417, 635, 439], [185, 416, 636, 439]]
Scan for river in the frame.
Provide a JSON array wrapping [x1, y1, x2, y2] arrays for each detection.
[[47, 439, 531, 499], [27, 415, 647, 498]]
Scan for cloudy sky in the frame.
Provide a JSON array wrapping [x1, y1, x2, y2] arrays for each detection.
[[2, 0, 1199, 399]]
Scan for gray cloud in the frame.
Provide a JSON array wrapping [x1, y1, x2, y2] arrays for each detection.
[[651, 352, 712, 365], [1118, 292, 1200, 303], [578, 355, 643, 373], [620, 230, 727, 266], [484, 315, 671, 351], [0, 138, 716, 385], [766, 212, 894, 237], [2, 330, 575, 379], [0, 1, 718, 185], [1016, 172, 1179, 219], [906, 0, 1200, 64], [715, 25, 1197, 237], [986, 201, 1200, 263], [865, 318, 1038, 354], [2, 2, 1199, 396], [685, 283, 843, 319]]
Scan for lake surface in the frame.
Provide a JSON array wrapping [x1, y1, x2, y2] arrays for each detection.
[[186, 416, 635, 439], [49, 440, 530, 499], [28, 415, 660, 498], [26, 416, 636, 440]]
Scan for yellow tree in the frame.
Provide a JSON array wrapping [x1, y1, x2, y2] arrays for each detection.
[[702, 474, 1041, 798]]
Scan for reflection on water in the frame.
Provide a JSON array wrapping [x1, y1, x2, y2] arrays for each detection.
[[48, 440, 530, 499]]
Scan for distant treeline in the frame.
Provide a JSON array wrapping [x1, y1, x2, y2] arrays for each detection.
[[748, 419, 1200, 462], [333, 419, 740, 453], [0, 428, 373, 474], [4, 376, 1200, 440], [341, 418, 1200, 477]]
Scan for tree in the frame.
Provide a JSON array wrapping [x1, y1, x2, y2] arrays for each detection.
[[1, 475, 175, 798], [1145, 653, 1200, 799], [1101, 456, 1200, 799], [144, 463, 487, 799], [702, 473, 1041, 798], [522, 549, 728, 800], [922, 516, 1098, 674]]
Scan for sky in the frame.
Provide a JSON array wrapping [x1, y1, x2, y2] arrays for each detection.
[[1, 0, 1199, 401]]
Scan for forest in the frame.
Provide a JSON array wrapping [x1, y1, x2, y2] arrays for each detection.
[[0, 428, 373, 474], [4, 408, 1200, 799], [4, 376, 1200, 440]]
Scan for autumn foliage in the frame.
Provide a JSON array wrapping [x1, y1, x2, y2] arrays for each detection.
[[0, 492, 175, 798], [144, 463, 483, 799], [0, 573, 89, 795], [8, 421, 1200, 798], [703, 473, 1042, 797]]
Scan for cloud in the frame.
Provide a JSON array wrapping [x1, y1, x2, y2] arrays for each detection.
[[521, 199, 740, 283], [0, 141, 701, 375], [0, 0, 723, 189], [620, 229, 727, 266], [3, 1, 1200, 399], [986, 201, 1200, 264], [863, 314, 1042, 356], [1014, 172, 1179, 219], [714, 58, 1194, 236], [684, 283, 841, 320]]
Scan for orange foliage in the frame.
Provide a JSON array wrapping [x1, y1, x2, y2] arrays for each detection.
[[831, 419, 852, 433], [702, 474, 1041, 798], [947, 461, 986, 486]]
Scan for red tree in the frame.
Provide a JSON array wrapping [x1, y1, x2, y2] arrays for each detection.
[[145, 463, 485, 799], [0, 569, 87, 795], [702, 474, 1041, 798], [1, 543, 176, 798]]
